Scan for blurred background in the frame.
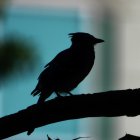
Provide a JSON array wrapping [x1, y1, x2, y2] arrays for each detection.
[[0, 0, 140, 140]]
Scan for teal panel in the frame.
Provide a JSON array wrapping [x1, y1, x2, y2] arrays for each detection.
[[3, 7, 80, 139]]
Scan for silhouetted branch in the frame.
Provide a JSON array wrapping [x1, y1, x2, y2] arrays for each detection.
[[119, 133, 140, 140], [46, 134, 90, 140], [0, 88, 140, 139]]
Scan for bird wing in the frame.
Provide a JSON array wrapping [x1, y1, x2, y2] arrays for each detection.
[[38, 48, 72, 81], [44, 49, 70, 68]]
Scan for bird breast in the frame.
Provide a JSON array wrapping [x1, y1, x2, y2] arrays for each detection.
[[72, 50, 95, 79], [56, 49, 95, 91]]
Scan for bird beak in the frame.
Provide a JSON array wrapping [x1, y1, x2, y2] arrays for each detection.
[[95, 38, 104, 43]]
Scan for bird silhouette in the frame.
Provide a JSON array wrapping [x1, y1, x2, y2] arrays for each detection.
[[27, 32, 104, 135]]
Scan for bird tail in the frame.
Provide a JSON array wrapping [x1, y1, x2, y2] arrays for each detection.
[[31, 85, 40, 96]]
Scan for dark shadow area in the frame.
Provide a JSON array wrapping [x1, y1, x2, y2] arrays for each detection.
[[0, 35, 38, 81]]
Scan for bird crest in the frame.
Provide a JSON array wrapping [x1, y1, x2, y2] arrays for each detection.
[[68, 32, 93, 38], [68, 32, 104, 44]]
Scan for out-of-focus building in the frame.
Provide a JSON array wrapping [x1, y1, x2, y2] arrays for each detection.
[[1, 0, 140, 140]]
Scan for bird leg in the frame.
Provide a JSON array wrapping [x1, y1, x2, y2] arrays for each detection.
[[37, 94, 47, 104], [55, 91, 62, 98], [67, 91, 73, 96]]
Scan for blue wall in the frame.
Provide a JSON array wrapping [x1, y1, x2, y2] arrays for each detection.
[[3, 7, 80, 139]]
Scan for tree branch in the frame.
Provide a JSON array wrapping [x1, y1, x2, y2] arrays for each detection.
[[119, 133, 140, 140], [0, 88, 140, 139]]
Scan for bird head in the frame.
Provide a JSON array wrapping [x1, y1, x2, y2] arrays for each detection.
[[69, 32, 104, 47]]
